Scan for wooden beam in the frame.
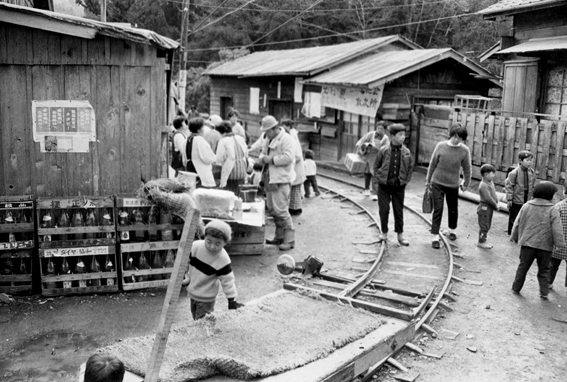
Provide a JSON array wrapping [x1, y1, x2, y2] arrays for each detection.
[[0, 10, 96, 39], [145, 210, 200, 382], [283, 283, 413, 321], [319, 273, 424, 298]]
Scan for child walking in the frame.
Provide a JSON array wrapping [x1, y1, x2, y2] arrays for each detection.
[[505, 150, 536, 235], [303, 149, 320, 197], [550, 179, 567, 290], [186, 219, 243, 320], [373, 123, 413, 246], [511, 181, 565, 299], [477, 164, 499, 249]]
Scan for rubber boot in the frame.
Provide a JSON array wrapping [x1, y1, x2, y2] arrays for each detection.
[[266, 226, 284, 245], [279, 229, 295, 251]]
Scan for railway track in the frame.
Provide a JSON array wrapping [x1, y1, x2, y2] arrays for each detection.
[[278, 171, 458, 381]]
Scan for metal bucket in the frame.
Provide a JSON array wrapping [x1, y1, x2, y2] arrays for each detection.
[[240, 189, 257, 203]]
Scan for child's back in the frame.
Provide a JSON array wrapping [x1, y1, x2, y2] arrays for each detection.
[[304, 158, 317, 176]]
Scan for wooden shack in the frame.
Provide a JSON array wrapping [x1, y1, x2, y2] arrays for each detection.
[[0, 3, 178, 197], [205, 36, 500, 163], [480, 0, 567, 118]]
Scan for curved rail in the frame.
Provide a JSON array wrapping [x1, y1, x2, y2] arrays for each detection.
[[316, 172, 456, 379]]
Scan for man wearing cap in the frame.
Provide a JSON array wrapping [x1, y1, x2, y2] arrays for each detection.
[[260, 115, 297, 250], [205, 115, 223, 153]]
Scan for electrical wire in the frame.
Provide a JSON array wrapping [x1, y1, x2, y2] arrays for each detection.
[[246, 0, 326, 47], [191, 0, 232, 33], [189, 11, 478, 52], [189, 0, 259, 35]]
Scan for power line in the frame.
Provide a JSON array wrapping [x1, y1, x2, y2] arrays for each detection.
[[161, 0, 450, 13], [191, 0, 231, 33], [246, 0, 326, 48], [189, 11, 478, 52], [190, 0, 259, 35]]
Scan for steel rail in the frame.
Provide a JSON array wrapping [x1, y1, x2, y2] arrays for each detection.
[[317, 172, 455, 380]]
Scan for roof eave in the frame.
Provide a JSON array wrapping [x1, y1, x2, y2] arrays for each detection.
[[478, 0, 565, 20]]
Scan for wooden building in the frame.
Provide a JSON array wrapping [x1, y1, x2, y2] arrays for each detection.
[[0, 3, 178, 197], [205, 35, 500, 162], [479, 0, 567, 118]]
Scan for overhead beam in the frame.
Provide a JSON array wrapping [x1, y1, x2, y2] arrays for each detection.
[[0, 9, 96, 39]]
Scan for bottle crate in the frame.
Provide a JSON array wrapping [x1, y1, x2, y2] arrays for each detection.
[[0, 196, 36, 295], [36, 196, 119, 296], [116, 196, 184, 291]]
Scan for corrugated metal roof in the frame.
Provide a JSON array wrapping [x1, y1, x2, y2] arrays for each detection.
[[304, 48, 501, 88], [478, 0, 564, 17], [205, 35, 421, 77], [0, 2, 179, 49], [498, 36, 567, 53]]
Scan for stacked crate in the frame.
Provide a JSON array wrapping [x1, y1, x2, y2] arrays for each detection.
[[0, 196, 35, 295], [116, 197, 184, 291], [36, 196, 118, 296]]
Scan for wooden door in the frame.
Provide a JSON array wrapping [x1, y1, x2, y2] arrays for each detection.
[[220, 97, 232, 119], [268, 100, 293, 121], [339, 112, 361, 160], [502, 59, 539, 114]]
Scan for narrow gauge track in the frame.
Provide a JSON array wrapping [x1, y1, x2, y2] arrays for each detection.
[[281, 172, 457, 381]]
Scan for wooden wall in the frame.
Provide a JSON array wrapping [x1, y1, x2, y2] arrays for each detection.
[[0, 22, 168, 197], [418, 105, 567, 187], [514, 5, 567, 42]]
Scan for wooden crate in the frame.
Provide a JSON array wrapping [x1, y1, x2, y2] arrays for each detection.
[[116, 197, 184, 291], [0, 196, 36, 295], [202, 199, 266, 256], [36, 196, 119, 296]]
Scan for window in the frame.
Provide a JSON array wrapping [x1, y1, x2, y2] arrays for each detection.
[[544, 65, 567, 116]]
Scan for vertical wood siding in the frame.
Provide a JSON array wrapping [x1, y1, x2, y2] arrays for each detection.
[[419, 105, 567, 186], [0, 23, 169, 197]]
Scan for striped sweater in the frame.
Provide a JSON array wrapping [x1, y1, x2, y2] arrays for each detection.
[[186, 240, 237, 302]]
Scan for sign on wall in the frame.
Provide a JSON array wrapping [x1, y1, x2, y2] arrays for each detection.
[[321, 86, 383, 117], [32, 100, 96, 153]]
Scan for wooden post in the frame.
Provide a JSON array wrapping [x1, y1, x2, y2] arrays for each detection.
[[177, 0, 190, 114], [145, 209, 200, 382]]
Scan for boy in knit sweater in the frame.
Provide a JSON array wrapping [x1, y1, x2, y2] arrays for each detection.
[[477, 164, 500, 249], [425, 123, 472, 249], [186, 219, 243, 320]]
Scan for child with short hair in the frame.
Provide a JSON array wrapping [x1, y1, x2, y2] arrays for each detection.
[[186, 219, 243, 320], [511, 181, 565, 299], [550, 179, 567, 290], [303, 149, 320, 197], [373, 123, 413, 246], [477, 164, 499, 249], [505, 150, 536, 235], [84, 353, 125, 382]]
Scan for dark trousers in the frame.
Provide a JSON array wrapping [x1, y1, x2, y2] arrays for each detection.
[[190, 298, 215, 320], [377, 184, 406, 234], [549, 257, 567, 287], [430, 183, 459, 235], [477, 206, 494, 243], [508, 203, 523, 235], [512, 246, 551, 296], [304, 175, 320, 196]]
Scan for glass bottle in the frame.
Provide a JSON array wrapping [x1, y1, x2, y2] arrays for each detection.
[[42, 210, 55, 242], [4, 211, 16, 243], [90, 255, 101, 286], [104, 255, 115, 286], [160, 208, 173, 241], [102, 211, 114, 239], [85, 210, 97, 240], [57, 210, 70, 241], [74, 257, 87, 287], [118, 210, 130, 242], [133, 209, 146, 242], [44, 258, 57, 289], [163, 249, 175, 279], [61, 257, 72, 288], [72, 210, 84, 240], [123, 254, 136, 284], [137, 251, 150, 282], [150, 250, 163, 280], [148, 206, 159, 241]]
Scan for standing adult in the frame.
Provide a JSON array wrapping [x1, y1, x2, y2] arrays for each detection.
[[205, 115, 223, 153], [259, 115, 297, 250], [281, 119, 306, 215], [186, 117, 217, 188], [425, 123, 472, 249], [356, 120, 390, 201], [216, 121, 249, 196], [171, 115, 189, 176], [227, 109, 246, 140]]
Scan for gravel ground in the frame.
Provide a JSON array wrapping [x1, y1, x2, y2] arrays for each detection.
[[0, 169, 566, 382]]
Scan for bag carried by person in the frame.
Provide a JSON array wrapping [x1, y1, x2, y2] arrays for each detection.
[[185, 135, 197, 173], [422, 185, 433, 214], [229, 136, 248, 180]]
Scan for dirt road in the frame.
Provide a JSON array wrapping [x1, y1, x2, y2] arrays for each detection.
[[1, 169, 566, 381]]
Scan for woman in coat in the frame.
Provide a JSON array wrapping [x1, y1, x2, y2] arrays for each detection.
[[216, 121, 248, 196], [186, 117, 216, 188]]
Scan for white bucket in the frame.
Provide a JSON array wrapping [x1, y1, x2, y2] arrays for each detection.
[[178, 171, 199, 191]]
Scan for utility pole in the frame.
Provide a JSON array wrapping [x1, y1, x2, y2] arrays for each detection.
[[178, 0, 190, 115], [100, 0, 106, 22]]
